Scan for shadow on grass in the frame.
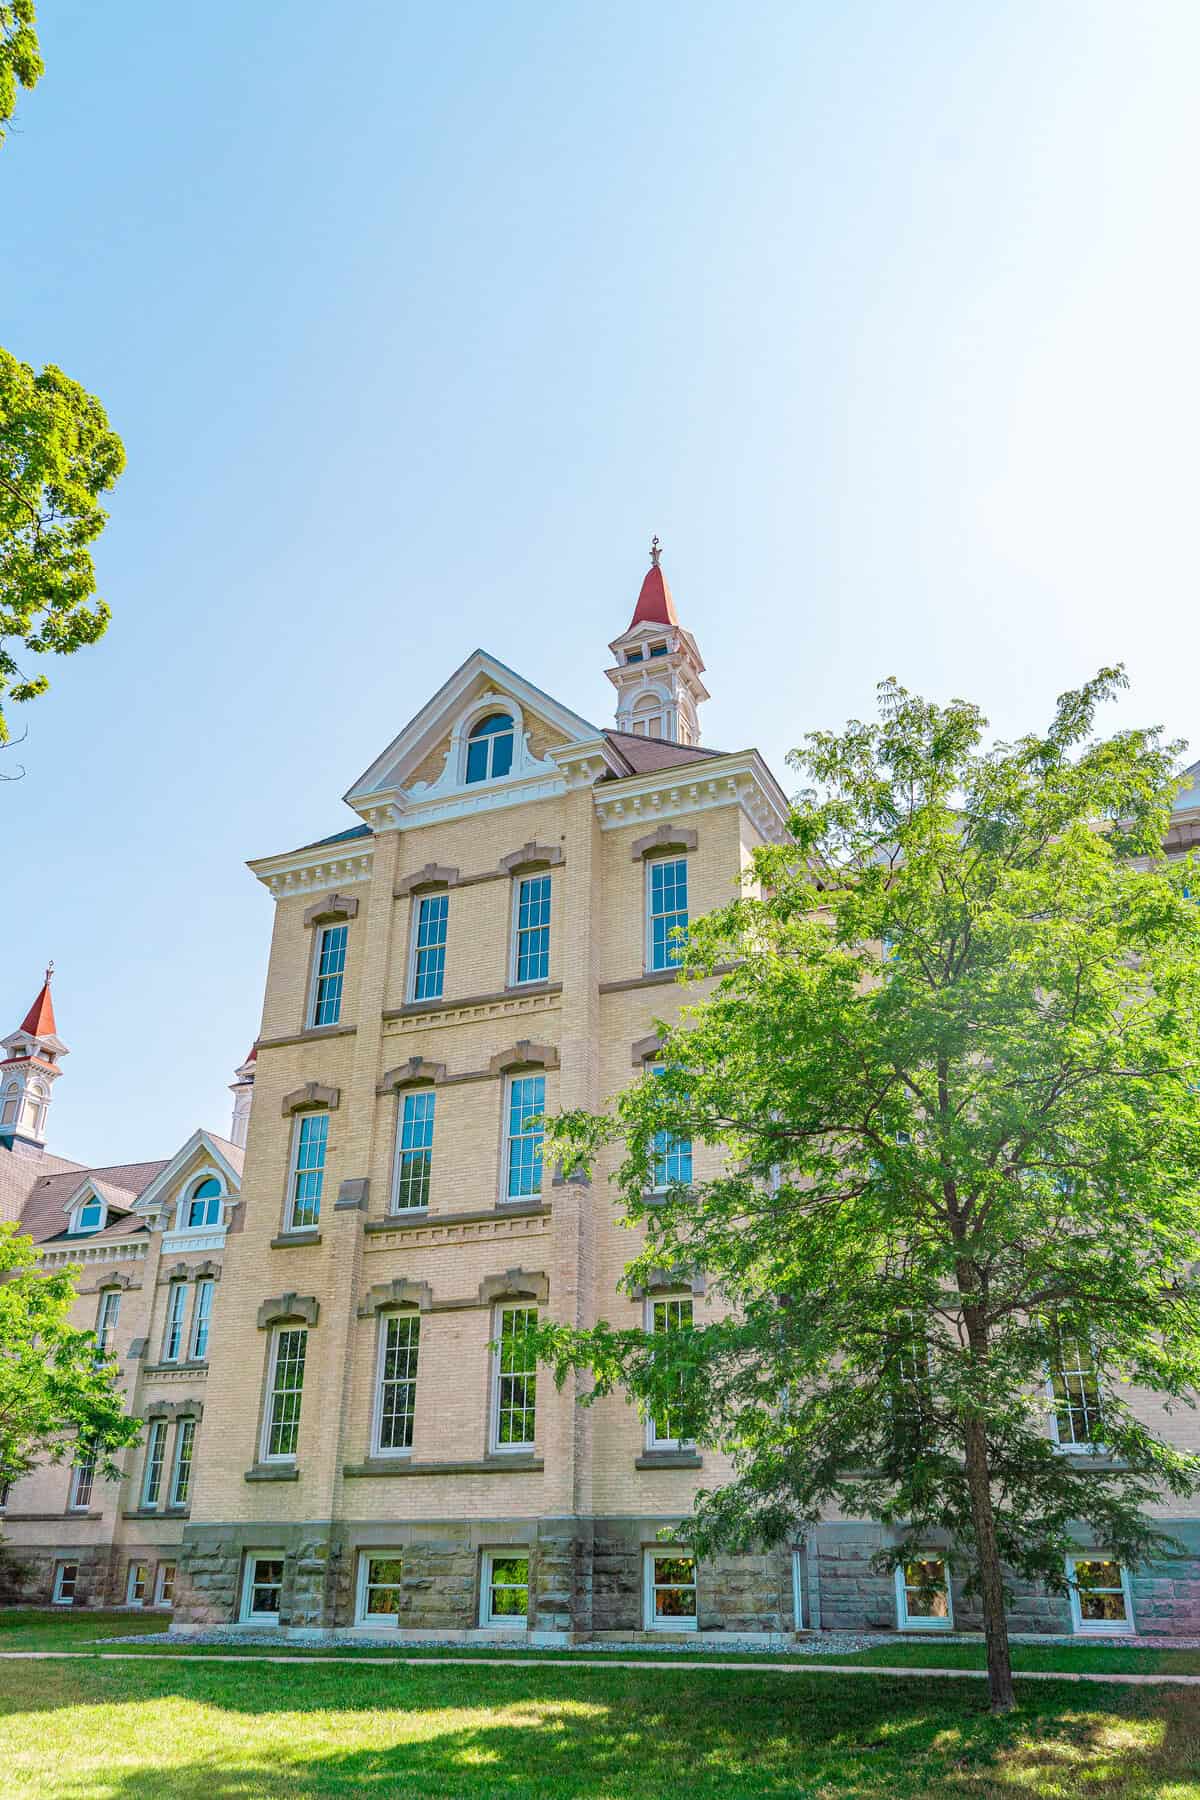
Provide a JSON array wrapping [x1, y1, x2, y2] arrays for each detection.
[[1, 1660, 1198, 1799]]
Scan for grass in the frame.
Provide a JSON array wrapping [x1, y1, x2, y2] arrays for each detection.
[[1, 1650, 1198, 1798], [4, 1610, 1200, 1675]]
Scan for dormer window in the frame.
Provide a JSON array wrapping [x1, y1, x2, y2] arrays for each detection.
[[465, 713, 514, 784], [72, 1195, 106, 1234], [185, 1177, 223, 1230]]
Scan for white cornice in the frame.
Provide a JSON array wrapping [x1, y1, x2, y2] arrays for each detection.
[[587, 749, 792, 842], [39, 1238, 148, 1270], [248, 844, 374, 899]]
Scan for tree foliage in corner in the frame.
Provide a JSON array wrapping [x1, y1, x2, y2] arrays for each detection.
[[0, 1, 125, 748], [0, 1223, 141, 1522], [539, 671, 1200, 1712]]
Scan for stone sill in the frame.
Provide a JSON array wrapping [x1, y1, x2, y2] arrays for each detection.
[[142, 1360, 209, 1376], [121, 1508, 190, 1521], [635, 1452, 703, 1470], [257, 1024, 357, 1052], [599, 962, 737, 996], [244, 1462, 299, 1483], [384, 982, 561, 1022], [2, 1510, 103, 1522], [343, 1456, 543, 1479], [270, 1230, 323, 1250], [364, 1203, 549, 1235]]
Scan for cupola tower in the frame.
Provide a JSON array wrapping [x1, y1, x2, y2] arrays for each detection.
[[605, 538, 709, 746], [0, 967, 67, 1155], [229, 1045, 257, 1149]]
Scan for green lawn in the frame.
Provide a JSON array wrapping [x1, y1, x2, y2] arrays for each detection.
[[0, 1651, 1197, 1799]]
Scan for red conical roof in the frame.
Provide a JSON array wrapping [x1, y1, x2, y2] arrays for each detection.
[[19, 969, 56, 1039], [628, 560, 678, 630]]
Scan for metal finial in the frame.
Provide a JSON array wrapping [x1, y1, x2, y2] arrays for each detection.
[[649, 535, 661, 567], [45, 960, 54, 983]]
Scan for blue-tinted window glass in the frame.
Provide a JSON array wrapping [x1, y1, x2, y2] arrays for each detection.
[[505, 1075, 545, 1199], [464, 713, 514, 784], [394, 1091, 435, 1210], [514, 875, 551, 984], [290, 1113, 328, 1229], [187, 1177, 222, 1229], [649, 858, 688, 971], [412, 893, 449, 1000], [311, 925, 348, 1027], [651, 1068, 693, 1189]]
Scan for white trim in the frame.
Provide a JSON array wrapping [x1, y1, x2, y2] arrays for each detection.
[[240, 1552, 285, 1624], [643, 1548, 698, 1631], [645, 854, 689, 975], [153, 1562, 176, 1608], [307, 921, 348, 1030], [189, 1277, 215, 1361], [1067, 1554, 1134, 1635], [489, 1302, 538, 1454], [126, 1560, 149, 1607], [407, 890, 450, 1004], [162, 1281, 188, 1363], [260, 1326, 307, 1463], [141, 1418, 168, 1508], [791, 1549, 804, 1631], [370, 1311, 419, 1457], [479, 1549, 530, 1629], [500, 1072, 546, 1204], [894, 1556, 954, 1630], [52, 1561, 79, 1606], [644, 1294, 694, 1451], [133, 1130, 243, 1218], [509, 871, 553, 988], [168, 1417, 196, 1507], [68, 1191, 107, 1235], [285, 1113, 328, 1232], [355, 1550, 405, 1626]]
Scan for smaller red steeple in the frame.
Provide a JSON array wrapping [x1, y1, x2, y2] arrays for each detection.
[[18, 965, 57, 1040], [627, 536, 679, 629]]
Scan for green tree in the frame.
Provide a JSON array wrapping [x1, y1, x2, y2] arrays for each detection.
[[0, 3, 124, 749], [0, 3, 42, 143], [0, 1223, 140, 1522], [540, 671, 1200, 1713]]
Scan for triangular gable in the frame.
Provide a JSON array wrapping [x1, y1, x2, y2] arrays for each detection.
[[60, 1174, 136, 1222], [344, 649, 598, 806], [133, 1128, 243, 1215]]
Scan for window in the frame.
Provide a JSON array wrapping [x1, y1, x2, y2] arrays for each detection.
[[0, 1479, 10, 1510], [512, 875, 551, 985], [465, 712, 514, 784], [263, 1328, 307, 1461], [650, 1068, 692, 1191], [503, 1074, 545, 1200], [492, 1305, 537, 1451], [126, 1561, 149, 1606], [141, 1419, 168, 1508], [411, 893, 449, 1001], [1068, 1557, 1133, 1634], [162, 1282, 188, 1362], [644, 1551, 697, 1630], [792, 1549, 805, 1630], [647, 1297, 694, 1449], [647, 857, 688, 971], [481, 1551, 529, 1628], [154, 1563, 176, 1607], [169, 1418, 196, 1507], [1050, 1336, 1104, 1449], [288, 1113, 329, 1230], [310, 923, 348, 1027], [186, 1177, 223, 1230], [374, 1314, 420, 1454], [625, 648, 643, 664], [74, 1195, 105, 1234], [894, 1556, 953, 1630], [648, 642, 668, 658], [0, 1081, 17, 1126], [96, 1290, 121, 1355], [190, 1279, 215, 1361], [69, 1451, 95, 1512], [241, 1554, 284, 1623], [356, 1554, 404, 1625], [392, 1091, 435, 1211], [53, 1562, 79, 1606]]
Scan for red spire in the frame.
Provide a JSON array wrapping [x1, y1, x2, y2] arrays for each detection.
[[18, 965, 56, 1039], [628, 536, 679, 630]]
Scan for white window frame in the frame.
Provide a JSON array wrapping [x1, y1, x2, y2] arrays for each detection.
[[408, 891, 450, 1003], [490, 1303, 538, 1454], [168, 1417, 196, 1508], [645, 1295, 694, 1451], [126, 1560, 149, 1607], [189, 1278, 215, 1361], [646, 856, 689, 973], [307, 922, 349, 1029], [355, 1551, 405, 1626], [70, 1193, 106, 1234], [371, 1312, 420, 1457], [154, 1562, 176, 1607], [791, 1548, 805, 1631], [648, 1065, 692, 1194], [285, 1112, 329, 1231], [68, 1453, 95, 1512], [240, 1552, 285, 1624], [894, 1555, 954, 1630], [1067, 1554, 1135, 1635], [162, 1281, 188, 1362], [1047, 1336, 1107, 1453], [463, 710, 516, 784], [480, 1549, 530, 1629], [141, 1417, 168, 1508], [501, 1073, 545, 1203], [510, 873, 552, 987], [261, 1327, 307, 1463], [390, 1088, 435, 1212], [52, 1561, 79, 1606], [643, 1548, 698, 1631], [96, 1289, 121, 1355], [181, 1173, 224, 1232]]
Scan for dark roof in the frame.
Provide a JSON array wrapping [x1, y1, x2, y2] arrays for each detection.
[[601, 730, 732, 776], [298, 824, 374, 852], [18, 1158, 169, 1246]]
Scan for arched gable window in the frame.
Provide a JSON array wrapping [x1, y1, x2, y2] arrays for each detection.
[[631, 693, 667, 740], [185, 1177, 223, 1230], [465, 713, 514, 784], [1, 1082, 19, 1127]]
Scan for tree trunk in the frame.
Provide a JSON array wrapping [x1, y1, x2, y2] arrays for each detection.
[[962, 1416, 1015, 1713]]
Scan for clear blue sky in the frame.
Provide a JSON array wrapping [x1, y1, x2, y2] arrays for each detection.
[[4, 2, 1199, 1165]]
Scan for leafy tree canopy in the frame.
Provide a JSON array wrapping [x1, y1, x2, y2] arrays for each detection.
[[541, 669, 1200, 1710], [0, 349, 124, 743], [0, 2, 41, 143], [0, 1223, 140, 1514]]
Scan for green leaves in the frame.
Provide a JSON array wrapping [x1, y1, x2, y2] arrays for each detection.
[[0, 4, 42, 144], [0, 351, 124, 742]]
